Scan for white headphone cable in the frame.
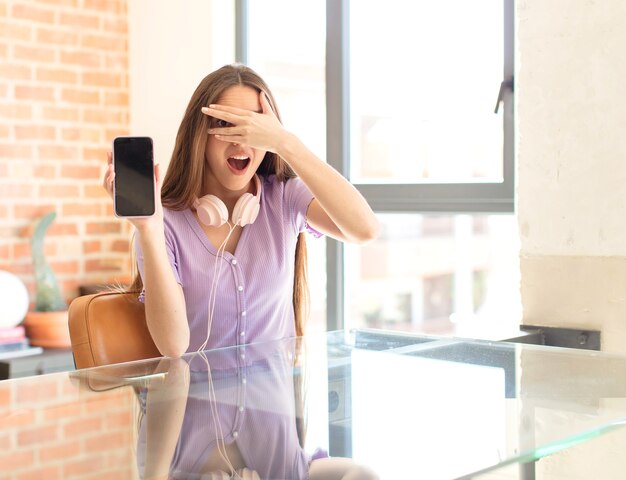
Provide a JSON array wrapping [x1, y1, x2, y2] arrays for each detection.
[[197, 222, 237, 353], [198, 350, 242, 479], [193, 209, 246, 477]]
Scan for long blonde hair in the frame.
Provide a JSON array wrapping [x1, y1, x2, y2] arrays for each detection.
[[130, 64, 309, 336]]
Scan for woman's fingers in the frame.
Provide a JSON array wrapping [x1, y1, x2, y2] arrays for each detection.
[[207, 125, 243, 136], [201, 103, 253, 116], [201, 106, 241, 123], [154, 163, 163, 195], [154, 163, 160, 185], [260, 91, 273, 115], [103, 151, 114, 197]]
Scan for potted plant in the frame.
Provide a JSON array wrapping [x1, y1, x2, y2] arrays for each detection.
[[22, 212, 71, 348]]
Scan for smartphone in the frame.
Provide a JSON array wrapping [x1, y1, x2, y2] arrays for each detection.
[[112, 136, 156, 218]]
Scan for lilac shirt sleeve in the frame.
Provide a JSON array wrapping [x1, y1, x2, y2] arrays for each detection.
[[283, 177, 323, 238], [134, 219, 183, 302]]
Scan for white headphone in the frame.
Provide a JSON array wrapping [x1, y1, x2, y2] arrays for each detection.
[[193, 175, 261, 227]]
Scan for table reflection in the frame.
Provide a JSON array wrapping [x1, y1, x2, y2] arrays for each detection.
[[108, 339, 372, 480], [139, 340, 310, 480]]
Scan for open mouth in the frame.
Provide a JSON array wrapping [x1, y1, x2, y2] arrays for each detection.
[[227, 156, 250, 171]]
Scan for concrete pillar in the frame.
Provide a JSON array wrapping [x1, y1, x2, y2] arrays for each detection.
[[517, 0, 626, 354]]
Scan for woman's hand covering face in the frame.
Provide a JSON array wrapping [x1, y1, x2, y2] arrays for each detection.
[[203, 91, 287, 154]]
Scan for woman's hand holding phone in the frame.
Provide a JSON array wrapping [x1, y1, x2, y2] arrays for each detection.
[[104, 149, 163, 232]]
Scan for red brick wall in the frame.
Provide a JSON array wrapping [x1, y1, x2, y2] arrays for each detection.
[[0, 374, 139, 479], [0, 0, 133, 306]]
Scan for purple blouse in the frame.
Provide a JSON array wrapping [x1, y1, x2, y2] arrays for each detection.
[[135, 175, 320, 351]]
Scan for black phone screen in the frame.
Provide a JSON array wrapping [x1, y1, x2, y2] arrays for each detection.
[[113, 137, 155, 217]]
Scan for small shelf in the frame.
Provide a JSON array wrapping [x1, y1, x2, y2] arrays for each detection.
[[0, 348, 75, 380]]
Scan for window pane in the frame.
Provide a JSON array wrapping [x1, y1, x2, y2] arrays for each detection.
[[349, 1, 504, 183], [345, 214, 521, 336], [247, 1, 327, 331]]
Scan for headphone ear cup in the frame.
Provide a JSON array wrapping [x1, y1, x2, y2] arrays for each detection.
[[232, 193, 260, 227], [195, 195, 229, 227]]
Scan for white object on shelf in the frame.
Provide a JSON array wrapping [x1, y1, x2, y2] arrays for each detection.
[[0, 271, 30, 329]]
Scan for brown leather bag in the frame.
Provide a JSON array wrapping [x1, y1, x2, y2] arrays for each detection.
[[68, 291, 161, 369]]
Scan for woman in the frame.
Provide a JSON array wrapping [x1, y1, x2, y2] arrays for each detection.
[[104, 64, 379, 356]]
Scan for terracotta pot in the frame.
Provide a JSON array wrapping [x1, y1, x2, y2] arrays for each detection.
[[23, 310, 71, 348]]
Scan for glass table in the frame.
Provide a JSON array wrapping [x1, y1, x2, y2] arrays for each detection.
[[2, 329, 626, 479]]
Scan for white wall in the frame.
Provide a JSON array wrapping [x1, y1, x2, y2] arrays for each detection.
[[518, 2, 626, 476], [517, 0, 626, 353], [128, 0, 235, 168]]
